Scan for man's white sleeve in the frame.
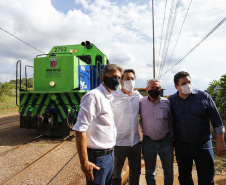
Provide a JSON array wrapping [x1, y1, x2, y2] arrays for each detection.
[[72, 93, 97, 132]]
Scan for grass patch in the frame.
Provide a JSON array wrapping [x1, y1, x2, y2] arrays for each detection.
[[0, 95, 19, 115], [37, 143, 45, 147]]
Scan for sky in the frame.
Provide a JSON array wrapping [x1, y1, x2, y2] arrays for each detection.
[[0, 0, 226, 95]]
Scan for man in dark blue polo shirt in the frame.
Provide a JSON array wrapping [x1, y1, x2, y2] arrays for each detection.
[[168, 71, 226, 185]]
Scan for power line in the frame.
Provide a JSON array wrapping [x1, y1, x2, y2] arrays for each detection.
[[158, 0, 176, 78], [164, 0, 193, 75], [158, 0, 181, 78], [187, 1, 226, 19], [158, 0, 176, 77], [158, 0, 180, 78], [0, 27, 44, 54], [159, 16, 226, 78], [156, 0, 168, 78]]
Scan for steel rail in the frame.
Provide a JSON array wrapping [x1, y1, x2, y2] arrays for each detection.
[[47, 152, 78, 185], [0, 134, 74, 185], [0, 135, 44, 156], [0, 118, 20, 126]]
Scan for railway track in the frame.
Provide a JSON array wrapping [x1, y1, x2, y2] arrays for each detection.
[[47, 152, 78, 185], [0, 134, 77, 185], [0, 134, 44, 156], [0, 115, 20, 130], [0, 115, 19, 125], [0, 114, 81, 184]]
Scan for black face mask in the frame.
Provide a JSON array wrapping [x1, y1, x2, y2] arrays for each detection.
[[103, 75, 120, 90], [148, 89, 160, 99]]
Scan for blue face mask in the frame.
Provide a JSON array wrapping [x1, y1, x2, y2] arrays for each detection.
[[148, 89, 160, 99], [104, 75, 120, 90]]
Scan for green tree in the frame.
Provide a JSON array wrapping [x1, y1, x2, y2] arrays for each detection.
[[27, 78, 34, 88], [0, 82, 14, 97], [21, 78, 26, 86], [215, 74, 226, 119], [207, 80, 219, 96], [9, 79, 17, 84], [9, 77, 33, 89]]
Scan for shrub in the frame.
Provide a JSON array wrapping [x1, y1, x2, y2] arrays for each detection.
[[215, 74, 226, 119]]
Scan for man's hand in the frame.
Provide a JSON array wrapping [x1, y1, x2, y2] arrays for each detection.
[[75, 131, 100, 181], [216, 141, 226, 157], [216, 133, 226, 157], [81, 161, 100, 181]]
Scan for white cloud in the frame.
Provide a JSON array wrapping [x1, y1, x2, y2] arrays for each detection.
[[0, 0, 226, 96]]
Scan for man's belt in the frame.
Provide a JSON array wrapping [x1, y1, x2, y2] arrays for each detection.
[[87, 148, 113, 157], [144, 133, 169, 143]]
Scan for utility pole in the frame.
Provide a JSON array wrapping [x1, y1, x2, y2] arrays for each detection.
[[152, 0, 156, 78]]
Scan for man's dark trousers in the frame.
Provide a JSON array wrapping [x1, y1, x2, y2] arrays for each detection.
[[112, 142, 141, 185], [175, 139, 215, 185]]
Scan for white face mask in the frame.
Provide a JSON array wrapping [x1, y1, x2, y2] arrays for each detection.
[[123, 80, 135, 92], [181, 84, 193, 95]]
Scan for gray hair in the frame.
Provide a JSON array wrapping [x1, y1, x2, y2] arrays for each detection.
[[147, 79, 161, 87], [102, 64, 123, 76]]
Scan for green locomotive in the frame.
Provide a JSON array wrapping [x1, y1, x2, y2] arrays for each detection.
[[17, 41, 109, 136]]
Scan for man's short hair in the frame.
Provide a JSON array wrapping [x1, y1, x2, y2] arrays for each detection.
[[174, 71, 190, 86], [121, 69, 136, 80], [102, 64, 123, 76], [147, 79, 161, 87]]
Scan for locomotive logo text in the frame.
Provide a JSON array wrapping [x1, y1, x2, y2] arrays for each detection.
[[80, 81, 87, 89], [49, 58, 57, 68], [81, 65, 85, 71]]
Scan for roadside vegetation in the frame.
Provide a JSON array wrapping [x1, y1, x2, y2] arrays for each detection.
[[207, 74, 226, 175], [207, 74, 226, 120], [207, 74, 226, 138], [0, 78, 33, 114]]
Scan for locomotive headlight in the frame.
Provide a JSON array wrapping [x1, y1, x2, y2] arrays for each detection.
[[49, 81, 55, 87], [69, 49, 73, 53]]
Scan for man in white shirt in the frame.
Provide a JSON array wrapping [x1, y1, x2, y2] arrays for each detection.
[[73, 64, 123, 185], [112, 69, 143, 185]]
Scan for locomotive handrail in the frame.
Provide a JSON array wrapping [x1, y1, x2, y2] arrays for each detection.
[[36, 54, 48, 58], [25, 65, 34, 91], [91, 59, 93, 89], [16, 60, 21, 106], [78, 58, 81, 90], [96, 60, 104, 88], [36, 52, 73, 58]]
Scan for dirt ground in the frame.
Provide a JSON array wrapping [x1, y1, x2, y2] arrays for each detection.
[[1, 111, 226, 185], [137, 159, 226, 185]]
